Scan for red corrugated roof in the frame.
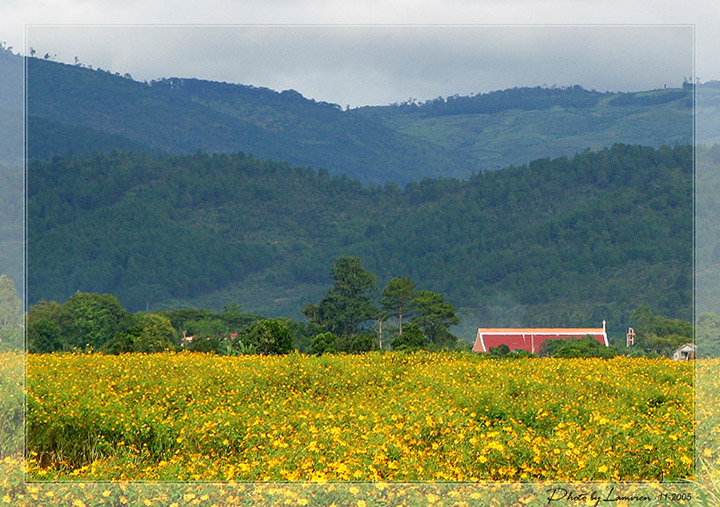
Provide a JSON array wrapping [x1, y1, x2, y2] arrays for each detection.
[[478, 328, 604, 334], [473, 327, 608, 354]]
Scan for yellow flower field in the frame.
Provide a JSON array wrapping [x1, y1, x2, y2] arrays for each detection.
[[2, 351, 716, 505], [20, 351, 693, 483], [696, 359, 720, 504]]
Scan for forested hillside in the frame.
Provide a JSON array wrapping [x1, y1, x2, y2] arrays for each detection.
[[0, 48, 22, 167], [28, 144, 692, 338], [14, 48, 701, 340], [18, 48, 705, 183], [0, 163, 22, 285]]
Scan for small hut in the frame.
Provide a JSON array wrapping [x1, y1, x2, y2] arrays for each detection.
[[671, 343, 696, 361]]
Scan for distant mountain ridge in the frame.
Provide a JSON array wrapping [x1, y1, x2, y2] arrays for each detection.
[[26, 56, 472, 183], [19, 49, 705, 182], [354, 85, 695, 172]]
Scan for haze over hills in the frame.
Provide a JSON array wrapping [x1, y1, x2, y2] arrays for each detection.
[[28, 145, 693, 340], [10, 49, 703, 340], [26, 56, 472, 184], [355, 86, 695, 171], [22, 50, 703, 182]]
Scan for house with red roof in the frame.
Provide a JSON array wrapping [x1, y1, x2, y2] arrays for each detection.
[[472, 321, 609, 354]]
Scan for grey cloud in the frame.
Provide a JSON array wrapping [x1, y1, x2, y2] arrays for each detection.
[[26, 25, 694, 107]]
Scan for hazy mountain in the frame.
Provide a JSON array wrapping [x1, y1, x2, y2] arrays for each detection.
[[354, 85, 695, 171], [28, 144, 692, 339], [19, 49, 708, 182], [14, 49, 701, 340], [26, 56, 472, 184]]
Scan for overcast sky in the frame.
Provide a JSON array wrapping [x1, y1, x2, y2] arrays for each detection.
[[1, 1, 717, 107]]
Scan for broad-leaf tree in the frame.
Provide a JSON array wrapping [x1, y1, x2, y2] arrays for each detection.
[[240, 318, 293, 355], [104, 312, 178, 354], [697, 312, 720, 357], [0, 275, 23, 349], [57, 292, 129, 349], [391, 323, 426, 351], [0, 274, 22, 329]]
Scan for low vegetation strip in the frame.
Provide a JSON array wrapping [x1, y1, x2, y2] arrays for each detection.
[[23, 351, 693, 483]]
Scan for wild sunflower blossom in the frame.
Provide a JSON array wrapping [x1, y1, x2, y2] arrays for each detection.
[[21, 351, 693, 482]]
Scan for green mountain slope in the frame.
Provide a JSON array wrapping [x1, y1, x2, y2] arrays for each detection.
[[26, 57, 472, 184], [28, 144, 692, 339], [0, 49, 23, 167], [0, 163, 23, 285], [354, 86, 695, 171], [20, 50, 706, 183], [696, 144, 720, 318], [28, 116, 160, 160]]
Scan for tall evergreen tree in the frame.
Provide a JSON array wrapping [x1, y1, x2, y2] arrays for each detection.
[[411, 290, 459, 345], [303, 256, 377, 337], [380, 276, 416, 335]]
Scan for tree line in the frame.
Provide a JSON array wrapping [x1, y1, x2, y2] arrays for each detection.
[[302, 256, 460, 353], [23, 257, 463, 355], [385, 85, 610, 117], [0, 270, 713, 358]]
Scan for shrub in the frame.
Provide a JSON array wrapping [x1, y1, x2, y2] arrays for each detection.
[[552, 336, 618, 358], [489, 344, 510, 356], [350, 332, 378, 353], [310, 331, 339, 355], [391, 324, 426, 351]]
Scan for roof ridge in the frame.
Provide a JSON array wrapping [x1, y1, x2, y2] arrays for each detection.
[[478, 327, 605, 332]]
